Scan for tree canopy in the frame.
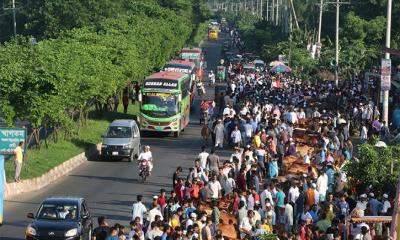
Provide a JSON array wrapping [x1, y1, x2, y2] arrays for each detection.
[[0, 0, 210, 144]]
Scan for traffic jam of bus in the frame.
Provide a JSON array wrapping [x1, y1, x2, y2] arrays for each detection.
[[138, 48, 204, 137]]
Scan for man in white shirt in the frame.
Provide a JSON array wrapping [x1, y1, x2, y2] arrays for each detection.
[[132, 195, 147, 224], [147, 202, 163, 225], [288, 182, 300, 204], [381, 194, 391, 215], [145, 221, 163, 240], [230, 147, 242, 165], [197, 146, 209, 170], [356, 194, 368, 212], [209, 175, 222, 199], [239, 210, 254, 239], [223, 105, 231, 116], [316, 171, 328, 202], [284, 201, 294, 234], [243, 120, 253, 146], [260, 184, 274, 211]]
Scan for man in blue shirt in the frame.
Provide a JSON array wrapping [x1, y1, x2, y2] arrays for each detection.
[[368, 193, 383, 216], [325, 164, 335, 193], [309, 204, 319, 224]]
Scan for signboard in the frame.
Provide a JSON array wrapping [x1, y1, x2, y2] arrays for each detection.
[[0, 128, 26, 154], [0, 155, 3, 225], [381, 58, 392, 91], [144, 79, 178, 90], [181, 52, 200, 60], [164, 67, 191, 74]]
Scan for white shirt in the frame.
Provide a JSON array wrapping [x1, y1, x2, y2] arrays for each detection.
[[223, 107, 231, 116], [138, 151, 152, 161], [132, 202, 147, 223], [317, 174, 328, 195], [147, 207, 163, 223], [382, 200, 391, 214], [284, 203, 294, 226], [288, 186, 300, 204], [198, 152, 209, 169], [244, 123, 253, 137], [356, 201, 368, 211], [224, 178, 236, 196], [239, 217, 253, 232], [298, 111, 305, 119], [209, 180, 222, 198], [260, 189, 274, 210]]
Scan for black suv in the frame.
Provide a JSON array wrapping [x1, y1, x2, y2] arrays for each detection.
[[25, 197, 92, 240]]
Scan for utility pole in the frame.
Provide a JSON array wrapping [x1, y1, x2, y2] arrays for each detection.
[[271, 0, 275, 23], [383, 0, 392, 125], [266, 0, 269, 20], [289, 0, 299, 29], [12, 0, 16, 36], [335, 0, 340, 86], [276, 0, 279, 26], [260, 0, 263, 19], [316, 0, 324, 59]]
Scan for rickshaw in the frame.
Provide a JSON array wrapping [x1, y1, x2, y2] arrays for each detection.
[[217, 66, 226, 82]]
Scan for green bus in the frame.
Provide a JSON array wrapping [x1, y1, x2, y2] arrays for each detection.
[[139, 72, 191, 137]]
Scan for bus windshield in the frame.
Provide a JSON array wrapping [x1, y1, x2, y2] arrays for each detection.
[[141, 93, 179, 118]]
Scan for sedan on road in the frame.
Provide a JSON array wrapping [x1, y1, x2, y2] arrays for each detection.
[[25, 197, 92, 240]]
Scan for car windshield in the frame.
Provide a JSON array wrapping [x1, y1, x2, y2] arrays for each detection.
[[37, 203, 78, 221], [141, 93, 178, 118], [106, 126, 132, 138]]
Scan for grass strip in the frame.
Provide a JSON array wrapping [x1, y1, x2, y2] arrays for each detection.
[[5, 103, 139, 182]]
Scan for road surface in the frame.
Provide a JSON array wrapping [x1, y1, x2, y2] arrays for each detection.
[[0, 35, 227, 239]]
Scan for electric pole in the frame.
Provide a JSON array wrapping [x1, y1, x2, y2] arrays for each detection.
[[335, 0, 339, 86], [383, 0, 392, 125], [316, 0, 324, 59]]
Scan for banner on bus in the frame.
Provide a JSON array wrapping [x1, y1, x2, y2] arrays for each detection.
[[144, 79, 179, 90]]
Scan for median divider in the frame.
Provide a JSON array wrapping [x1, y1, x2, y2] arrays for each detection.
[[4, 143, 101, 200]]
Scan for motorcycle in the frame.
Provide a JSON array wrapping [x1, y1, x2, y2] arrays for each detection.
[[139, 160, 150, 182], [196, 81, 205, 96]]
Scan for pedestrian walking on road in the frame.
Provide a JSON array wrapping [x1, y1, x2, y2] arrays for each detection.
[[131, 195, 147, 224], [14, 141, 24, 182]]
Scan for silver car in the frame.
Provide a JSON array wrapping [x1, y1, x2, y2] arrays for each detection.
[[101, 119, 141, 161]]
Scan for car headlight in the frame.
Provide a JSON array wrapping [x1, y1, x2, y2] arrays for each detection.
[[65, 228, 78, 237], [122, 144, 130, 149], [26, 225, 37, 236]]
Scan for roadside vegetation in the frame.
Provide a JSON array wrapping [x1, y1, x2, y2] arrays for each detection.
[[217, 0, 400, 81], [0, 0, 211, 181]]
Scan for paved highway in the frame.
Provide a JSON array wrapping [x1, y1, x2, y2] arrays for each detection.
[[0, 35, 226, 239]]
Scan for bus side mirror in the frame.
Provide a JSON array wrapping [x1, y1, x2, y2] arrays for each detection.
[[138, 93, 142, 102]]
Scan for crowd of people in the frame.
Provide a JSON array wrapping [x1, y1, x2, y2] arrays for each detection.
[[91, 31, 395, 240]]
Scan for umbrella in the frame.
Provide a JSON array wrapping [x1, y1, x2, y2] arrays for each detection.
[[270, 65, 292, 73], [269, 61, 284, 67], [374, 141, 387, 148]]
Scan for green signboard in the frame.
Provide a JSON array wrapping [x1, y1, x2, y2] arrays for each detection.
[[0, 128, 27, 154]]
